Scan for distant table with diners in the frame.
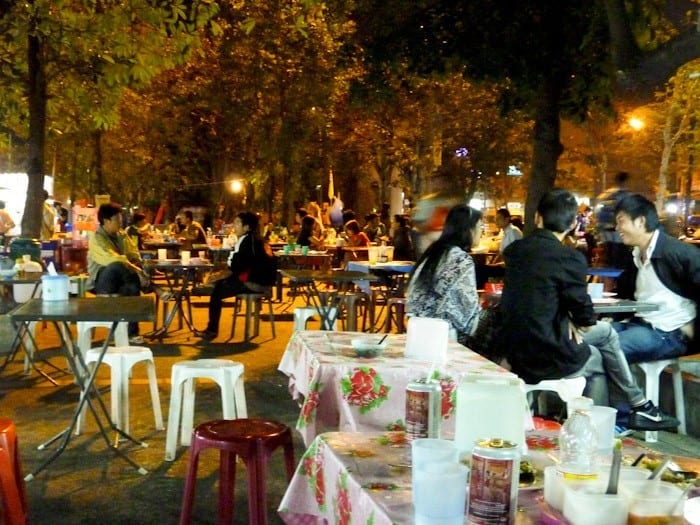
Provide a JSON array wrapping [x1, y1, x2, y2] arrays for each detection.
[[279, 269, 379, 331], [142, 258, 213, 339], [9, 296, 155, 479], [142, 240, 182, 259], [277, 331, 514, 446], [278, 430, 700, 525]]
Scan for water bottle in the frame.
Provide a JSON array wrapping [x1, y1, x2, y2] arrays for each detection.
[[558, 396, 598, 480], [206, 227, 213, 247]]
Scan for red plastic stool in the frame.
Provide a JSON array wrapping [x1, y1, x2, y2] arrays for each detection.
[[179, 418, 295, 525], [0, 419, 28, 525]]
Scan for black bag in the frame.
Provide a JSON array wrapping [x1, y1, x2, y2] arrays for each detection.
[[462, 304, 504, 363]]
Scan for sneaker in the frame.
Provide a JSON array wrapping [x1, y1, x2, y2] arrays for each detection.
[[129, 335, 146, 345], [627, 401, 679, 431], [194, 329, 217, 342]]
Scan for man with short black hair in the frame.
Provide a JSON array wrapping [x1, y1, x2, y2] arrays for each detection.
[[87, 203, 147, 344], [613, 193, 698, 363], [498, 189, 678, 430], [495, 208, 522, 253]]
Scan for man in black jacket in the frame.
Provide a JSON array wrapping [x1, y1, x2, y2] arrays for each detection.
[[195, 212, 277, 342], [613, 194, 698, 363], [498, 189, 677, 430]]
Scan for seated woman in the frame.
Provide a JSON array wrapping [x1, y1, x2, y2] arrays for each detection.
[[344, 219, 370, 247], [407, 204, 482, 344], [297, 215, 326, 250], [195, 212, 277, 342], [391, 214, 415, 260]]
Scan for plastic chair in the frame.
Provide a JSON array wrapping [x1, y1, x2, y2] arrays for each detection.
[[293, 306, 338, 331], [0, 419, 28, 525], [179, 418, 295, 525], [76, 320, 129, 361], [165, 359, 247, 461], [75, 346, 163, 435], [634, 358, 687, 443], [385, 297, 407, 333], [229, 291, 276, 342], [523, 377, 587, 416]]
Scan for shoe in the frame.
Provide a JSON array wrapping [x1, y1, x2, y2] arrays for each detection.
[[194, 329, 217, 342], [614, 425, 634, 437], [627, 401, 680, 431], [129, 335, 146, 345]]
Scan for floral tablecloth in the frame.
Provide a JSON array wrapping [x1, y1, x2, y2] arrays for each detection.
[[278, 431, 548, 525], [277, 331, 513, 446]]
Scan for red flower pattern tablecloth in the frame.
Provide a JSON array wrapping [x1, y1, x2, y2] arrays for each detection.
[[278, 331, 513, 446]]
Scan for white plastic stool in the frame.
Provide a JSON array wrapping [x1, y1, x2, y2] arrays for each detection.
[[293, 307, 338, 331], [634, 359, 686, 443], [523, 377, 587, 416], [165, 359, 247, 461], [76, 321, 129, 361], [75, 346, 163, 435]]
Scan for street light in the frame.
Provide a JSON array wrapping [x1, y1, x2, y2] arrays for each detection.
[[230, 179, 244, 194]]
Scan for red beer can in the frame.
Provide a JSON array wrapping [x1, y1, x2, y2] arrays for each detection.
[[405, 378, 441, 440]]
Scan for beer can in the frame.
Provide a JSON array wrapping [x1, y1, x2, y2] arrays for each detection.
[[467, 438, 520, 525], [405, 378, 441, 440]]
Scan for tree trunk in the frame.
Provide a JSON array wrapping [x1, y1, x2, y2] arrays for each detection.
[[524, 80, 563, 234], [22, 30, 46, 239], [604, 0, 640, 70]]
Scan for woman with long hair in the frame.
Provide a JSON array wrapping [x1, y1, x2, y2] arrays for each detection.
[[407, 204, 483, 343]]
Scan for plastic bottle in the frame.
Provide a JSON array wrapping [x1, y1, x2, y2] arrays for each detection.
[[558, 396, 598, 480], [206, 227, 213, 247]]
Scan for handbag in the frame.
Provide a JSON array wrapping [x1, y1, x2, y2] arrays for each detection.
[[206, 267, 233, 284]]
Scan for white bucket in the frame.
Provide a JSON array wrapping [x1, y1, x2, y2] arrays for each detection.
[[41, 274, 70, 301]]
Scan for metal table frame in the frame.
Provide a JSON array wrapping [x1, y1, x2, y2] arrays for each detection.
[[9, 296, 155, 480], [279, 269, 378, 331]]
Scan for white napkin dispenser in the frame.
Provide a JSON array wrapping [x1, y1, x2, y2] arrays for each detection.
[[41, 274, 70, 301], [454, 373, 527, 454], [405, 317, 449, 363]]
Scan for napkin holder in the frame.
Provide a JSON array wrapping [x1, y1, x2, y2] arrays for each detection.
[[42, 274, 70, 301], [404, 317, 449, 363], [454, 373, 527, 455]]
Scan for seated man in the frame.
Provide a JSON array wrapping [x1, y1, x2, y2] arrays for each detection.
[[181, 210, 207, 245], [497, 189, 677, 430], [87, 203, 149, 345], [613, 194, 698, 363], [195, 212, 277, 342]]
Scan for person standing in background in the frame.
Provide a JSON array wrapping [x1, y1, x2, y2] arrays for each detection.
[[495, 208, 522, 254], [595, 171, 632, 268], [0, 201, 16, 236], [41, 190, 56, 240]]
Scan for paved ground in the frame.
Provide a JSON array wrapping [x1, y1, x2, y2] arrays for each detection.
[[0, 292, 698, 524]]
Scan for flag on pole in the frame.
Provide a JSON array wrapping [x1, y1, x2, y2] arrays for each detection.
[[328, 169, 335, 200]]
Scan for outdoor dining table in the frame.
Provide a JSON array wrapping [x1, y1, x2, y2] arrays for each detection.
[[279, 269, 379, 331], [277, 430, 700, 525], [8, 296, 155, 480], [142, 258, 213, 339], [277, 330, 514, 446], [592, 298, 660, 315], [586, 266, 623, 281]]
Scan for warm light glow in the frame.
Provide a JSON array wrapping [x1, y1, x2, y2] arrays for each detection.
[[628, 117, 644, 131], [230, 179, 244, 193]]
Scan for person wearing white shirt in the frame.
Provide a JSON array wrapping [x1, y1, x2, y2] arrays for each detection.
[[613, 194, 698, 363], [495, 208, 523, 254]]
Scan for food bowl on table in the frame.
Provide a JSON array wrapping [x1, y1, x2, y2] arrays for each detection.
[[350, 338, 387, 357], [0, 269, 17, 278]]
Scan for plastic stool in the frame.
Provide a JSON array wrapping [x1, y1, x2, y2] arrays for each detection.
[[179, 418, 295, 525], [293, 306, 338, 331], [165, 359, 247, 461], [523, 377, 587, 416], [75, 346, 163, 435], [385, 297, 407, 333], [0, 419, 28, 524], [634, 358, 686, 443], [76, 321, 129, 361], [229, 291, 276, 342]]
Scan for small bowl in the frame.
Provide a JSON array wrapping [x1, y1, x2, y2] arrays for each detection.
[[0, 269, 17, 278], [350, 338, 387, 358]]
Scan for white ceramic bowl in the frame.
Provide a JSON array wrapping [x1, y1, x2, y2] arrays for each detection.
[[350, 338, 387, 357], [0, 269, 17, 278]]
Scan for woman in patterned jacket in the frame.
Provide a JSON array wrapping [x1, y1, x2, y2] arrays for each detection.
[[407, 204, 483, 344]]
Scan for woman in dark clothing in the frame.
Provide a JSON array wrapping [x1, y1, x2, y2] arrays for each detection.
[[296, 215, 325, 249], [391, 214, 415, 260], [195, 212, 277, 341]]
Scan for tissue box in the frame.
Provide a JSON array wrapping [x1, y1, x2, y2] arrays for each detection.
[[405, 317, 449, 363], [41, 274, 70, 301]]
